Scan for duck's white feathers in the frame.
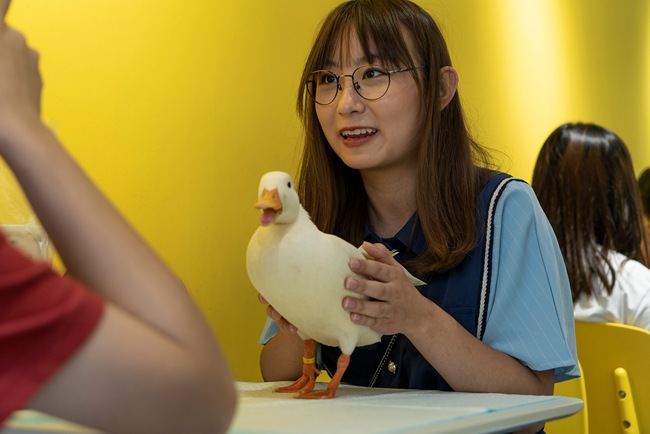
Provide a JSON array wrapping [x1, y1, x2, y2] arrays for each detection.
[[247, 171, 425, 356], [246, 172, 381, 355]]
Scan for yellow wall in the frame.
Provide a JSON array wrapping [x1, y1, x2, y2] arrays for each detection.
[[4, 1, 650, 381]]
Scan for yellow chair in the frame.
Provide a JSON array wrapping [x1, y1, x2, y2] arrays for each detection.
[[575, 321, 650, 434], [545, 361, 588, 434]]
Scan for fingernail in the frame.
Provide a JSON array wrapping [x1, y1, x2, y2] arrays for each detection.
[[345, 277, 358, 290], [350, 258, 361, 270], [343, 298, 356, 309]]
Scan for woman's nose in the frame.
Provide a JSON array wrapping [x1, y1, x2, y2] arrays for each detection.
[[336, 76, 364, 114]]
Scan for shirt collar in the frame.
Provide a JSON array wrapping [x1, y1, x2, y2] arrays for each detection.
[[363, 212, 427, 258]]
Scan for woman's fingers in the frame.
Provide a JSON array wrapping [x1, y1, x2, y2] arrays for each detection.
[[349, 243, 401, 286], [265, 304, 297, 333], [1, 0, 10, 20]]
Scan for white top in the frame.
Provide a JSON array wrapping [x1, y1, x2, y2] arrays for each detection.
[[574, 250, 650, 330]]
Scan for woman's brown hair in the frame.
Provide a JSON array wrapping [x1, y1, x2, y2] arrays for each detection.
[[532, 122, 650, 302], [296, 0, 493, 275]]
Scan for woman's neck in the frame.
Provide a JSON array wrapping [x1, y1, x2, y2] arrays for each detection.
[[361, 169, 417, 238]]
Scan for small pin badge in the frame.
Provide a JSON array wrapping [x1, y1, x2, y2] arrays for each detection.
[[388, 360, 397, 374]]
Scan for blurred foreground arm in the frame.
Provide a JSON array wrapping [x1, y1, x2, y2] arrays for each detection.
[[0, 1, 236, 433]]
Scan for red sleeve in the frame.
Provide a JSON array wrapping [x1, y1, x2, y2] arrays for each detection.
[[0, 231, 105, 423]]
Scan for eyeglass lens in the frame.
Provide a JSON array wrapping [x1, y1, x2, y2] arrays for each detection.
[[307, 65, 391, 105]]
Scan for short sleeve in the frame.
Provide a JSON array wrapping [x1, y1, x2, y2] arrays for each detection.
[[258, 317, 279, 344], [0, 232, 105, 423], [482, 181, 580, 382]]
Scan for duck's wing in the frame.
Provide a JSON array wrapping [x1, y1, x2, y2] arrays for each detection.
[[357, 245, 427, 287], [322, 235, 425, 286]]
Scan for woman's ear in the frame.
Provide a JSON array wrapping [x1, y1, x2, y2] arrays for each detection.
[[438, 66, 458, 110]]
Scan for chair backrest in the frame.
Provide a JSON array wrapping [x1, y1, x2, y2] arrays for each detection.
[[545, 361, 588, 434], [575, 321, 650, 434], [0, 224, 51, 262]]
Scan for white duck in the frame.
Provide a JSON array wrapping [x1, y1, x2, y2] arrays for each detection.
[[246, 171, 425, 399]]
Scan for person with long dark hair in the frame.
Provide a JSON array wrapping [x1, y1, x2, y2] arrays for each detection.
[[258, 2, 578, 429], [638, 168, 650, 248], [533, 122, 650, 330]]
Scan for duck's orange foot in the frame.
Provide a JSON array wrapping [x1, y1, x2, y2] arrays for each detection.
[[276, 340, 320, 395], [296, 386, 337, 399], [274, 374, 315, 395], [295, 352, 348, 399]]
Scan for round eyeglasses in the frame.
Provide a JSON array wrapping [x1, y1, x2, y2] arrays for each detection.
[[306, 64, 426, 105]]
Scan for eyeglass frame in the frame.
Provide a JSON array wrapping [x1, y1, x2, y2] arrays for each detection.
[[305, 64, 426, 105]]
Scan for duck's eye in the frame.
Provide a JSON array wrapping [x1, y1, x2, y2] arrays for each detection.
[[287, 182, 292, 189]]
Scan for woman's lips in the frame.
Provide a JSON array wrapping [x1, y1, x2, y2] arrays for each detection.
[[340, 127, 377, 147]]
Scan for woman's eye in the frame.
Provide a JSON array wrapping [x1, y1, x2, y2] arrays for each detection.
[[319, 73, 338, 85], [362, 67, 387, 80]]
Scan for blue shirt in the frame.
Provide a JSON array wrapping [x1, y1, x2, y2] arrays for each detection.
[[482, 180, 578, 381]]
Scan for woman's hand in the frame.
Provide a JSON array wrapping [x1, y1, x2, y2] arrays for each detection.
[[258, 293, 304, 382], [342, 241, 429, 336], [258, 293, 298, 334], [0, 2, 42, 145]]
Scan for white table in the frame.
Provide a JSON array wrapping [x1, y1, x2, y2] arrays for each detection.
[[3, 382, 583, 434], [228, 382, 583, 434]]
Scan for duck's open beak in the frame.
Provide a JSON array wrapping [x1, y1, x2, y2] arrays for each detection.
[[255, 188, 283, 226]]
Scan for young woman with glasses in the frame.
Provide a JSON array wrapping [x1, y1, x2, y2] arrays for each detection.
[[258, 1, 578, 428]]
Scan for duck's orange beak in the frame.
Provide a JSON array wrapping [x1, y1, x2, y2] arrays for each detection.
[[255, 188, 282, 226], [255, 188, 282, 210]]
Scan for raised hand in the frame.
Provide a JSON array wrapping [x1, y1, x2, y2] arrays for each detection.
[[0, 0, 42, 146]]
